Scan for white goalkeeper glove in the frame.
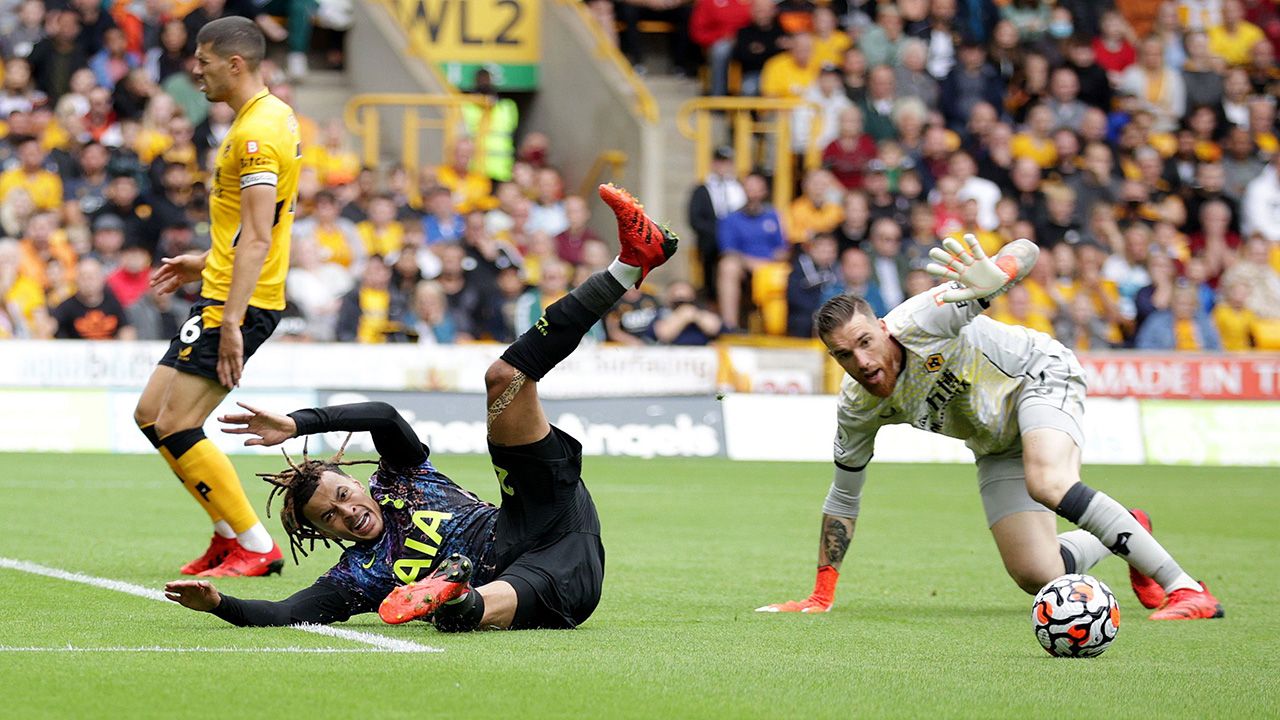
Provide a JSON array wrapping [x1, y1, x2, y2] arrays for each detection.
[[925, 233, 1020, 303]]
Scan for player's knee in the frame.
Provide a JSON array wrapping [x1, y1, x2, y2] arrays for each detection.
[[484, 360, 519, 395], [1005, 563, 1055, 595], [1024, 470, 1075, 508]]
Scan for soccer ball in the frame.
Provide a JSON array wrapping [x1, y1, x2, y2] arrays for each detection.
[[1032, 574, 1120, 658]]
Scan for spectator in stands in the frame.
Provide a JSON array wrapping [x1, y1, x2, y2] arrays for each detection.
[[0, 136, 63, 212], [945, 193, 1003, 256], [866, 217, 909, 307], [146, 20, 190, 84], [407, 280, 458, 345], [948, 151, 1000, 231], [822, 105, 877, 190], [293, 190, 362, 269], [1055, 291, 1115, 350], [1074, 240, 1127, 343], [1012, 103, 1057, 169], [105, 240, 151, 309], [787, 169, 844, 244], [794, 64, 851, 153], [836, 246, 887, 316], [1, 0, 46, 61], [859, 4, 908, 66], [0, 59, 47, 116], [1245, 39, 1280, 95], [1213, 275, 1258, 350], [811, 6, 851, 67], [555, 195, 600, 266], [336, 256, 408, 344], [605, 285, 661, 345], [761, 31, 820, 100], [892, 38, 939, 109], [28, 9, 87, 102], [513, 257, 587, 338], [52, 256, 134, 340], [858, 65, 899, 142], [528, 167, 569, 236], [1068, 142, 1121, 226], [831, 188, 870, 254], [1046, 66, 1087, 132], [652, 279, 722, 345], [357, 194, 404, 257], [1136, 282, 1222, 350], [1220, 234, 1280, 318], [420, 186, 464, 245], [126, 280, 187, 341], [1119, 37, 1187, 133], [90, 27, 140, 91], [18, 211, 75, 290], [1209, 0, 1267, 67], [924, 0, 959, 80], [1181, 31, 1226, 112], [689, 0, 752, 96], [1034, 183, 1084, 250], [786, 231, 840, 337], [1217, 128, 1262, 198], [940, 38, 1005, 135], [840, 45, 868, 104], [732, 0, 785, 96], [89, 213, 127, 271], [863, 158, 910, 228], [435, 241, 487, 339], [0, 237, 50, 339], [1191, 199, 1243, 283], [716, 172, 786, 330], [991, 283, 1054, 334], [1242, 153, 1280, 243], [614, 0, 698, 76], [1064, 35, 1112, 112], [287, 236, 353, 341], [688, 146, 746, 294]]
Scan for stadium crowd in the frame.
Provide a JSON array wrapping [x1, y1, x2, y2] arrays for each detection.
[[2, 0, 1279, 352]]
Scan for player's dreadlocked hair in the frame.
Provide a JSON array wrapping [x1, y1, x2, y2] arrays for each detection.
[[258, 435, 379, 563]]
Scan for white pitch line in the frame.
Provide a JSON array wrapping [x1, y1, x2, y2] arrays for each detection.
[[0, 646, 417, 654], [0, 557, 442, 654]]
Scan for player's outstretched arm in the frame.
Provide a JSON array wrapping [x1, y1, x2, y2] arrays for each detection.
[[220, 401, 427, 468], [164, 579, 358, 627], [926, 234, 1039, 303], [756, 513, 855, 614]]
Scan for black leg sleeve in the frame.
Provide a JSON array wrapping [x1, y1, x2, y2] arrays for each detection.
[[500, 271, 627, 382]]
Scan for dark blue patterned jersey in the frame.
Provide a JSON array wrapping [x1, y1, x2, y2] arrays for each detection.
[[320, 458, 499, 613]]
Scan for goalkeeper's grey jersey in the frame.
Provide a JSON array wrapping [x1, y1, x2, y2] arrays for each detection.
[[833, 286, 1085, 468]]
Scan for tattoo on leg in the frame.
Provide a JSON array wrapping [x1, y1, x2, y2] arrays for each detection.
[[822, 517, 851, 568], [486, 370, 527, 430]]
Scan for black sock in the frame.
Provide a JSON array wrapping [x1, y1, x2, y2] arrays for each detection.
[[140, 423, 161, 449], [499, 271, 627, 381], [433, 589, 486, 633], [1059, 543, 1077, 574]]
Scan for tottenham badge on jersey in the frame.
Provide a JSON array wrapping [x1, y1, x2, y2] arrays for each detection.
[[246, 140, 259, 154]]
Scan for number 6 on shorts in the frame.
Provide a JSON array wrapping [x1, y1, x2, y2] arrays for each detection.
[[180, 314, 202, 343]]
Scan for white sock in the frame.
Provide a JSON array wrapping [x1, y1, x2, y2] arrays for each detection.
[[1057, 529, 1110, 574], [608, 257, 642, 288], [213, 520, 236, 539], [1075, 490, 1199, 593], [235, 523, 273, 553]]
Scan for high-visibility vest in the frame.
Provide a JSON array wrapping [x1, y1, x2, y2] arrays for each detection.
[[462, 98, 518, 182]]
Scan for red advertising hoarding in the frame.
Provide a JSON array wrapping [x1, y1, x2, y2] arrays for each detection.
[[1079, 354, 1280, 400]]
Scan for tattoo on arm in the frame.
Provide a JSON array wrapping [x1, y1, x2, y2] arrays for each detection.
[[486, 370, 527, 431], [820, 515, 854, 570]]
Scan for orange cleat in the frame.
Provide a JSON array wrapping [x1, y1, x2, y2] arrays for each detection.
[[597, 183, 678, 286], [379, 554, 474, 625], [1149, 582, 1225, 621], [197, 542, 284, 577], [1128, 509, 1166, 609], [179, 534, 238, 575]]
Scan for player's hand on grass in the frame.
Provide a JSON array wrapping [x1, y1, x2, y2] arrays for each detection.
[[925, 233, 1018, 303], [164, 580, 222, 612], [150, 253, 206, 295], [756, 566, 838, 613], [755, 596, 834, 613], [220, 401, 297, 446], [217, 323, 244, 389]]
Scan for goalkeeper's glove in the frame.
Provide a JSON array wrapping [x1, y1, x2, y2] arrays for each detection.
[[755, 565, 839, 613], [925, 233, 1020, 303]]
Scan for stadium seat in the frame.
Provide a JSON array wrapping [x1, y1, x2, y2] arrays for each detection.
[[750, 261, 790, 336]]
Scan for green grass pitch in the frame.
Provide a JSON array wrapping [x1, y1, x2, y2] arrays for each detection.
[[1, 452, 1277, 718]]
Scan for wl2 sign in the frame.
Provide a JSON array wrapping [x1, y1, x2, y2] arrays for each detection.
[[390, 0, 541, 90]]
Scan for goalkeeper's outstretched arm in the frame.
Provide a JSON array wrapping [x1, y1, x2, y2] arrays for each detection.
[[926, 234, 1040, 303], [756, 465, 866, 613]]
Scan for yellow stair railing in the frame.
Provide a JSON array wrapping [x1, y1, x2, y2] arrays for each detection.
[[576, 150, 629, 197], [342, 94, 493, 173], [676, 97, 824, 212]]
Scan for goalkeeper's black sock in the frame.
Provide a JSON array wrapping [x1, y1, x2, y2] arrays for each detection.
[[499, 261, 636, 381], [1055, 482, 1199, 593], [433, 589, 486, 633]]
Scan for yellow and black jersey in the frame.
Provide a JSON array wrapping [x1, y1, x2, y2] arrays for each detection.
[[201, 88, 301, 321]]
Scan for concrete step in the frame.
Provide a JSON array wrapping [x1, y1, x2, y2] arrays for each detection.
[[291, 69, 353, 123]]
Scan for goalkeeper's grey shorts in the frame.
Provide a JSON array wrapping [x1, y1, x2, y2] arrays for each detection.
[[974, 354, 1087, 527]]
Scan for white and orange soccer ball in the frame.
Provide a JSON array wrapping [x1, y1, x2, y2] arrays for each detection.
[[1032, 574, 1120, 658]]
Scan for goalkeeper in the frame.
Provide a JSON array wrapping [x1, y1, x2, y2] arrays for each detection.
[[758, 234, 1224, 621]]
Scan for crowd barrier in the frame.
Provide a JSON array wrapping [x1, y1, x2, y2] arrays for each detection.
[[1, 342, 1275, 465]]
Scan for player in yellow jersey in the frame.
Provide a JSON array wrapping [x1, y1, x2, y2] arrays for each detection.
[[133, 17, 300, 577]]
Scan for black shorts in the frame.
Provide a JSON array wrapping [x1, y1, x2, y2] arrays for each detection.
[[158, 299, 281, 382], [489, 426, 605, 630]]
